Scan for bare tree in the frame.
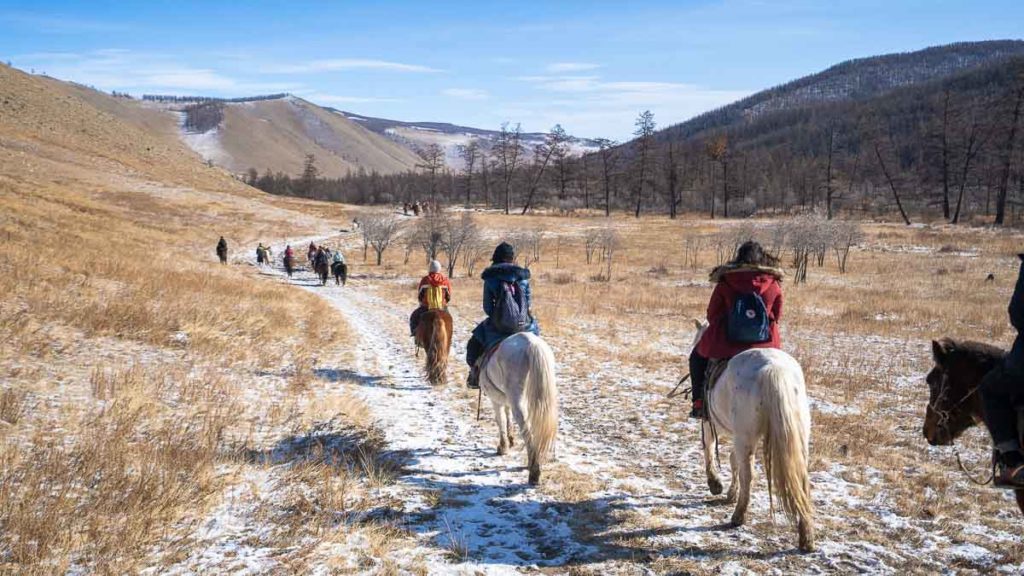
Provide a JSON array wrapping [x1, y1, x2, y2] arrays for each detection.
[[995, 77, 1024, 225], [410, 211, 448, 263], [463, 235, 489, 277], [600, 226, 621, 281], [494, 122, 523, 215], [831, 220, 864, 273], [633, 111, 656, 218], [584, 228, 602, 264], [457, 140, 480, 207], [361, 210, 403, 266], [521, 125, 569, 214], [594, 138, 618, 217], [440, 212, 479, 278], [872, 126, 912, 225], [952, 107, 987, 224], [416, 144, 446, 206], [704, 135, 728, 218], [664, 141, 683, 219]]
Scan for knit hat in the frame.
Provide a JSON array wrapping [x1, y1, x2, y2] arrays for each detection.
[[429, 259, 442, 274], [492, 242, 515, 263]]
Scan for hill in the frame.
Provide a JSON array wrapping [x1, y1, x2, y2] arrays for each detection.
[[659, 40, 1024, 142], [137, 95, 423, 178]]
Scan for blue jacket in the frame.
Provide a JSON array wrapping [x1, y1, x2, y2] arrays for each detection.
[[472, 263, 539, 349], [1008, 257, 1024, 373]]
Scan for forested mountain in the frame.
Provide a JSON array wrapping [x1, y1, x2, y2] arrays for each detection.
[[659, 40, 1024, 141]]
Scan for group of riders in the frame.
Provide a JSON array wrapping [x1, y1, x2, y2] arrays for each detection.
[[407, 237, 1024, 490], [222, 232, 1024, 491]]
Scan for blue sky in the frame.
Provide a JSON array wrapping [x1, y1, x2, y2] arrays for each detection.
[[2, 1, 1022, 140]]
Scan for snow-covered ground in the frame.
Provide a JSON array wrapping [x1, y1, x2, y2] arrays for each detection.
[[189, 236, 1024, 574]]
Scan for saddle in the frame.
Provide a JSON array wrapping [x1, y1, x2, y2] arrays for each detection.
[[705, 359, 729, 394]]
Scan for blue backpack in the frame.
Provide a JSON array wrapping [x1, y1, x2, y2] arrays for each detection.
[[727, 292, 771, 344], [492, 280, 530, 334]]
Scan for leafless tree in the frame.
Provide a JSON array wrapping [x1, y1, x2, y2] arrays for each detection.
[[995, 76, 1024, 225], [494, 122, 523, 214], [410, 211, 448, 263], [594, 138, 618, 217], [512, 228, 545, 268], [457, 140, 480, 207], [872, 124, 912, 225], [682, 234, 705, 271], [361, 210, 403, 265], [416, 144, 446, 205], [521, 125, 569, 214], [831, 220, 864, 273], [463, 235, 490, 277], [440, 212, 479, 278], [600, 226, 621, 281], [584, 228, 602, 264]]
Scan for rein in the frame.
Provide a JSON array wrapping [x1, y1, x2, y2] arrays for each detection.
[[930, 371, 993, 485]]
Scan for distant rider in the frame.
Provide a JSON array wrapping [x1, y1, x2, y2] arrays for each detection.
[[465, 242, 539, 389], [410, 260, 452, 336], [981, 253, 1024, 488], [216, 236, 228, 264], [690, 241, 784, 419]]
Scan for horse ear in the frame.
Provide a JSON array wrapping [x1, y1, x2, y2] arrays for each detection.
[[693, 318, 703, 330], [932, 339, 953, 364]]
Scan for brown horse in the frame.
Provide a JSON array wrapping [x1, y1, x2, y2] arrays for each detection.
[[415, 309, 452, 385], [314, 258, 329, 286], [924, 337, 1024, 514]]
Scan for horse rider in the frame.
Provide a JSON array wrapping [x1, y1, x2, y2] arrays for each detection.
[[981, 253, 1024, 488], [284, 244, 294, 261], [410, 260, 452, 337], [216, 236, 228, 264], [256, 242, 267, 265], [690, 240, 785, 419], [332, 248, 346, 267], [465, 242, 539, 389], [308, 242, 318, 264]]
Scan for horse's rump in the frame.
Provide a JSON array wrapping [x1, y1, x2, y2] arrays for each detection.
[[416, 309, 452, 385]]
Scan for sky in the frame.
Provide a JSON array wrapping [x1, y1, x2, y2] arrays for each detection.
[[2, 0, 1023, 140]]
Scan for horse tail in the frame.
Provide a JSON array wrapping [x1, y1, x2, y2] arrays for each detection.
[[761, 360, 814, 540], [425, 312, 449, 385], [520, 335, 558, 467]]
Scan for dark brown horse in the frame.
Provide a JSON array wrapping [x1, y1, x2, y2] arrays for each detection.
[[415, 309, 452, 385], [314, 257, 329, 286], [924, 337, 1024, 514], [331, 261, 347, 286]]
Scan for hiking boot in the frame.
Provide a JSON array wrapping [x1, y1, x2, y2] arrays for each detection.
[[690, 399, 706, 420], [995, 451, 1024, 489], [466, 366, 480, 390]]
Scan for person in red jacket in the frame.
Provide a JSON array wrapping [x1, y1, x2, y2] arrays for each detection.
[[410, 260, 452, 336], [691, 240, 784, 418]]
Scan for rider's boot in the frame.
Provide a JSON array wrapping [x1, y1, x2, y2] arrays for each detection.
[[466, 365, 480, 390], [994, 449, 1024, 489], [690, 398, 706, 420]]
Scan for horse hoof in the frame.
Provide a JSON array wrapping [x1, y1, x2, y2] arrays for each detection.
[[497, 446, 507, 456], [528, 471, 540, 485], [507, 435, 515, 447], [708, 478, 724, 496], [730, 514, 745, 527]]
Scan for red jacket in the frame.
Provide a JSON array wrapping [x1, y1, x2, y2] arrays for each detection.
[[418, 273, 452, 306], [697, 269, 783, 359]]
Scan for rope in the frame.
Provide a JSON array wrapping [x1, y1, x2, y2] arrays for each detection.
[[954, 447, 994, 486], [667, 373, 691, 399]]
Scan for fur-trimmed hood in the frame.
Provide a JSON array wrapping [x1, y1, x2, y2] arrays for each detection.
[[481, 263, 530, 282], [709, 263, 785, 283]]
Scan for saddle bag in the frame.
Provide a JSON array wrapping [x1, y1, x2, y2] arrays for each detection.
[[492, 280, 529, 334]]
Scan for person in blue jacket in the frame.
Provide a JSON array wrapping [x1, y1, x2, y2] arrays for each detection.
[[465, 241, 540, 389], [982, 253, 1024, 488]]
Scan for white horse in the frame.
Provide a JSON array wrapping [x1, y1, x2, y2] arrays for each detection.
[[693, 319, 815, 552], [479, 332, 559, 485]]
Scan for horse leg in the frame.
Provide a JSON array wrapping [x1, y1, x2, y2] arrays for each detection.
[[494, 399, 510, 456], [505, 406, 515, 448], [725, 450, 739, 504], [730, 438, 754, 527], [703, 420, 724, 495]]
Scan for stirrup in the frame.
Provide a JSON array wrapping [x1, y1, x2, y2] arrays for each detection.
[[689, 400, 706, 420], [994, 462, 1024, 489]]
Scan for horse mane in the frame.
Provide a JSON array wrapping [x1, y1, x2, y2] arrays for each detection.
[[942, 338, 1005, 369]]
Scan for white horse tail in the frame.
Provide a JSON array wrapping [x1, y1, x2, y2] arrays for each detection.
[[761, 361, 814, 538], [521, 335, 558, 469]]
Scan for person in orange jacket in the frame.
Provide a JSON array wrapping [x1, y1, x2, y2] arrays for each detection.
[[410, 260, 452, 336]]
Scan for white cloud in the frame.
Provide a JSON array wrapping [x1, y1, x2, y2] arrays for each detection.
[[545, 62, 601, 73], [9, 50, 301, 95], [442, 88, 488, 100], [265, 59, 441, 74]]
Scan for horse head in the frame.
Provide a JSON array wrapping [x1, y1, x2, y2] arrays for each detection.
[[692, 318, 709, 350], [923, 338, 998, 446]]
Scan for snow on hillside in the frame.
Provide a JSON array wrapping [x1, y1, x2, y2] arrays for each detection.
[[175, 110, 232, 168]]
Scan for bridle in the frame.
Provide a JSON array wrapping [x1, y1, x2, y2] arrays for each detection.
[[928, 365, 992, 485]]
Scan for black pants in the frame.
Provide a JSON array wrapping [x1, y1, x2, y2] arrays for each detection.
[[466, 336, 484, 367], [981, 362, 1024, 452], [409, 306, 426, 336], [690, 349, 709, 402]]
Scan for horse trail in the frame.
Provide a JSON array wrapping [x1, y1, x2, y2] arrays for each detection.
[[273, 252, 602, 572]]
